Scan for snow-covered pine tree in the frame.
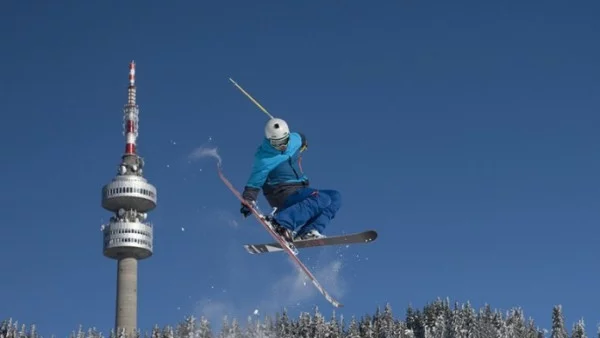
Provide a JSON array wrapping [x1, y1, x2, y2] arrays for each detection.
[[0, 320, 7, 338], [504, 307, 527, 338], [461, 302, 477, 338], [116, 328, 126, 338], [29, 324, 38, 338], [73, 325, 84, 338], [374, 303, 396, 338], [219, 318, 241, 338], [424, 299, 452, 338], [571, 319, 586, 338], [346, 317, 361, 338], [339, 313, 346, 337], [325, 310, 342, 338], [288, 320, 299, 338], [150, 325, 160, 338], [551, 305, 569, 338], [18, 324, 26, 338], [75, 324, 85, 338], [449, 303, 465, 338], [524, 317, 545, 338], [261, 315, 274, 337], [86, 327, 103, 338], [396, 318, 412, 338], [491, 309, 507, 338], [406, 305, 425, 338], [423, 302, 438, 332], [295, 312, 312, 338], [160, 325, 174, 338], [373, 306, 383, 335], [474, 304, 499, 338], [218, 316, 230, 338], [428, 312, 449, 338], [404, 328, 417, 338], [359, 314, 375, 338], [310, 306, 327, 338], [273, 309, 292, 338], [196, 317, 212, 338], [4, 321, 17, 338], [231, 318, 243, 338], [11, 321, 18, 338], [175, 315, 197, 338], [244, 316, 258, 338], [1, 321, 10, 338]]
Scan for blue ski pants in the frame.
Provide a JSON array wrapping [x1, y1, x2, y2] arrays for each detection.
[[273, 187, 342, 236]]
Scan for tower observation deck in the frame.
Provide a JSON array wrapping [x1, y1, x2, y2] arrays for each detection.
[[101, 61, 157, 338]]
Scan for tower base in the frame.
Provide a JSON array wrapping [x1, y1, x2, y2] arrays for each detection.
[[116, 257, 138, 338]]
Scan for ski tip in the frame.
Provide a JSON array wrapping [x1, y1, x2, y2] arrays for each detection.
[[366, 230, 378, 241], [329, 299, 343, 308], [324, 293, 344, 308], [243, 245, 257, 255]]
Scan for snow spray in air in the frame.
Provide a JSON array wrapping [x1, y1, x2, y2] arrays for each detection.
[[188, 145, 222, 167]]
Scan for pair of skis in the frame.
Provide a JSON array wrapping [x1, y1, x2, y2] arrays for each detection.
[[216, 163, 377, 308], [243, 229, 377, 255]]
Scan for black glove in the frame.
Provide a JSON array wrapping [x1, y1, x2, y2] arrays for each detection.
[[240, 186, 259, 218], [240, 201, 253, 218]]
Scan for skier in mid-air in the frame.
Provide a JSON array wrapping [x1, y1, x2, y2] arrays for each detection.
[[239, 117, 342, 242]]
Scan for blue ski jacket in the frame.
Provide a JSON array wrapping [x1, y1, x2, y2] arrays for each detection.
[[242, 132, 309, 209]]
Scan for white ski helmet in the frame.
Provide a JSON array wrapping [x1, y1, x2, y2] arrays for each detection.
[[264, 118, 290, 149]]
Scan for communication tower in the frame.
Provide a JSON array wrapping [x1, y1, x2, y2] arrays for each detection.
[[101, 61, 157, 337]]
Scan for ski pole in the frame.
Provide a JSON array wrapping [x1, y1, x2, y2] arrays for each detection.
[[228, 78, 274, 119]]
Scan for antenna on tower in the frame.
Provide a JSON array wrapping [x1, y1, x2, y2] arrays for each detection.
[[124, 60, 139, 155]]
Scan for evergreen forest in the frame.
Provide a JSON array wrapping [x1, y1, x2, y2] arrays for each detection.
[[1, 299, 593, 338]]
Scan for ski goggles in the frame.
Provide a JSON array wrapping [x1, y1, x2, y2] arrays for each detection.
[[270, 136, 289, 150]]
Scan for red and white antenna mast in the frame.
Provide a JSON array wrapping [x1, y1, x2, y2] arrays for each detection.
[[124, 60, 139, 155]]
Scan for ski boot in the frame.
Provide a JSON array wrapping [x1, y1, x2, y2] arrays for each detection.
[[264, 215, 299, 255], [265, 215, 295, 243], [262, 209, 299, 255], [295, 229, 326, 241]]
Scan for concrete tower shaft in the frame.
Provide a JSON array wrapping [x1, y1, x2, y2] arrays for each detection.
[[101, 60, 156, 338]]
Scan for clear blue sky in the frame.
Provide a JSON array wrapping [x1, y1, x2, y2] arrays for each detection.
[[1, 0, 599, 336]]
